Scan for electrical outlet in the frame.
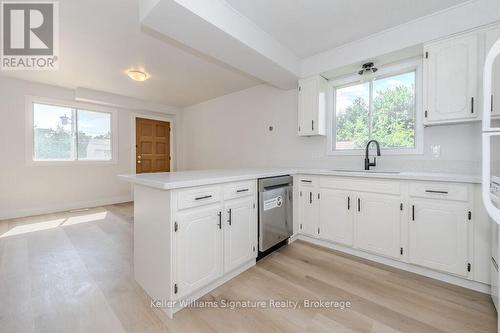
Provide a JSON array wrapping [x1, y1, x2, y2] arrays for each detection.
[[431, 145, 441, 158]]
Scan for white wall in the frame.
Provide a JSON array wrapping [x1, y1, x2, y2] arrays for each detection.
[[301, 0, 500, 77], [0, 76, 180, 219], [181, 84, 481, 174]]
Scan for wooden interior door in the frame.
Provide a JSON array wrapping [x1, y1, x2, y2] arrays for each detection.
[[136, 118, 170, 173]]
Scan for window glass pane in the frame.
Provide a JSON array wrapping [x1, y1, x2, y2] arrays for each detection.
[[335, 82, 369, 149], [372, 71, 416, 149], [77, 110, 112, 160], [33, 103, 75, 160]]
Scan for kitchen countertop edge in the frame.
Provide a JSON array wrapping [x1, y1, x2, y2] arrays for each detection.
[[118, 168, 481, 190]]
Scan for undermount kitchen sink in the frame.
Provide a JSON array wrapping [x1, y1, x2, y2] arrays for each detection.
[[331, 169, 401, 174]]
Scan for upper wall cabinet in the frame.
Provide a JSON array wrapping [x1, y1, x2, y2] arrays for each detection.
[[298, 76, 327, 136], [486, 25, 500, 118], [423, 33, 479, 125]]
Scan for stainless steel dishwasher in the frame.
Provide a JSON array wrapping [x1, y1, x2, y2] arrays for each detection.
[[258, 176, 293, 258]]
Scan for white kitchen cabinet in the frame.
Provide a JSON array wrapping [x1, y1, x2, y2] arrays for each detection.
[[224, 196, 257, 273], [355, 193, 402, 260], [298, 178, 319, 237], [298, 75, 327, 136], [493, 50, 500, 118], [174, 205, 223, 299], [319, 189, 354, 246], [409, 199, 469, 277], [131, 178, 260, 318], [295, 175, 488, 290], [299, 189, 319, 237], [424, 33, 479, 124], [486, 25, 500, 117]]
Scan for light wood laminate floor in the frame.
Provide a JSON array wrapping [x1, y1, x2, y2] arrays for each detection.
[[0, 202, 496, 333]]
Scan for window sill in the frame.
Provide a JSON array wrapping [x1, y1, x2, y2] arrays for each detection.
[[27, 159, 117, 166]]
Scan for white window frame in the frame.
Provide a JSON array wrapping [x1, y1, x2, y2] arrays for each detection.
[[327, 58, 424, 156], [25, 96, 118, 165]]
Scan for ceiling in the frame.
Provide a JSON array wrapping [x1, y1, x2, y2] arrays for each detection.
[[0, 0, 261, 107], [225, 0, 471, 58], [0, 0, 475, 106]]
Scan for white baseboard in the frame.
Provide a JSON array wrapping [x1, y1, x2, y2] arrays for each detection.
[[292, 234, 491, 294], [0, 195, 133, 220]]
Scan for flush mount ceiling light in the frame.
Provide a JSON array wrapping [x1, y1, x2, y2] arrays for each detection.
[[358, 62, 378, 82], [358, 62, 378, 76], [126, 69, 150, 82]]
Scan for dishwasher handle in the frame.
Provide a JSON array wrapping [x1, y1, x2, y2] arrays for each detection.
[[263, 184, 292, 191]]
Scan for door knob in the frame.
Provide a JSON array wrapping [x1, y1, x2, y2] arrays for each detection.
[[137, 160, 142, 164], [137, 155, 142, 159]]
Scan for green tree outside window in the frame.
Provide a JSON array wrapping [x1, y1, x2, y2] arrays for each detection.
[[335, 71, 416, 150]]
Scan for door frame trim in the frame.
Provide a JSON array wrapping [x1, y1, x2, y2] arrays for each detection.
[[131, 113, 176, 174]]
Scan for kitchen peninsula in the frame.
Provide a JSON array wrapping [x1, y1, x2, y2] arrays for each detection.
[[120, 168, 488, 318]]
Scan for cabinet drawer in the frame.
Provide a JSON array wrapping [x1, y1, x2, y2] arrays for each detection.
[[297, 176, 318, 187], [177, 185, 222, 210], [409, 182, 469, 202], [223, 180, 256, 201], [320, 177, 401, 195]]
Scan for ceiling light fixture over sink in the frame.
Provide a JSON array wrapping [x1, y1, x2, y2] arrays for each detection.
[[126, 69, 150, 82], [358, 62, 377, 82]]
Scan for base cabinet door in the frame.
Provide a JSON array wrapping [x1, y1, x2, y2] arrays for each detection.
[[319, 189, 354, 246], [409, 199, 469, 276], [224, 197, 257, 273], [174, 206, 223, 299], [355, 193, 402, 259], [299, 188, 319, 237]]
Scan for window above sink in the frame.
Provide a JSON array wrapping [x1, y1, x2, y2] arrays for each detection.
[[327, 59, 424, 156]]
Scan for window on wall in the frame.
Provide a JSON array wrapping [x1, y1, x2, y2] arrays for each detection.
[[30, 100, 115, 162], [331, 62, 421, 154]]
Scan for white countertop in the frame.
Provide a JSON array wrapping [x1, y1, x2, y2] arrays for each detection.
[[118, 168, 294, 190], [118, 168, 481, 190], [298, 169, 481, 183]]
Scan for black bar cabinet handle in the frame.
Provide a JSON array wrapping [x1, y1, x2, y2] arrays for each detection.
[[195, 195, 212, 201], [236, 188, 249, 193], [347, 196, 350, 210], [358, 198, 361, 212], [227, 209, 232, 226], [217, 212, 222, 229], [412, 205, 415, 221], [471, 97, 474, 113], [309, 192, 312, 204], [425, 190, 448, 194]]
